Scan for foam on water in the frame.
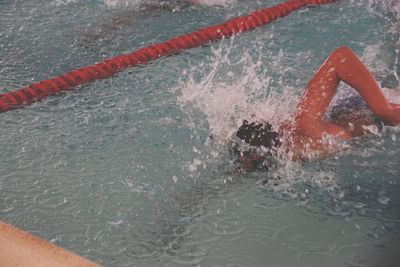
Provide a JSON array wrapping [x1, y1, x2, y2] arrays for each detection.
[[366, 0, 400, 20]]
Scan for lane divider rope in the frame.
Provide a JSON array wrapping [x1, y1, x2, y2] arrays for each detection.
[[0, 0, 336, 112]]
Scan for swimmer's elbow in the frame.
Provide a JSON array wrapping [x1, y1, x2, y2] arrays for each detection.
[[332, 46, 356, 58]]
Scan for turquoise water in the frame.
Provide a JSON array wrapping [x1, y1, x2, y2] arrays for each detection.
[[0, 0, 399, 266]]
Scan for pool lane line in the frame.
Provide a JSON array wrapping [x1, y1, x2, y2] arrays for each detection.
[[0, 0, 337, 113]]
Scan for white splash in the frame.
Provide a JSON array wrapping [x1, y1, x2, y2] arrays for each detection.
[[361, 43, 391, 79], [366, 0, 400, 20], [177, 39, 298, 144], [361, 43, 400, 100], [188, 158, 205, 172], [174, 40, 342, 191], [382, 87, 400, 103]]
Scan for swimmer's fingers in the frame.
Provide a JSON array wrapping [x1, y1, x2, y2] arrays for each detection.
[[379, 104, 400, 126]]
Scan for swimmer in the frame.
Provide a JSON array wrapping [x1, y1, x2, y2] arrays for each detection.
[[142, 0, 205, 11], [80, 0, 207, 46], [234, 46, 400, 170]]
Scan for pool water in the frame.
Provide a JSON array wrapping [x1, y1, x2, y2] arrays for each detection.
[[1, 0, 400, 266]]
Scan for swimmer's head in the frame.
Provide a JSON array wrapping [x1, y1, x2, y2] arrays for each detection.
[[231, 120, 281, 171], [236, 120, 281, 150]]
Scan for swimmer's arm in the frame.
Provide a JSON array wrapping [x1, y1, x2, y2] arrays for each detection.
[[0, 221, 100, 267], [294, 46, 400, 139], [294, 115, 353, 140], [333, 112, 384, 137]]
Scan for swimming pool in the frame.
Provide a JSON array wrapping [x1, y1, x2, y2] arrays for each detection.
[[0, 0, 399, 266]]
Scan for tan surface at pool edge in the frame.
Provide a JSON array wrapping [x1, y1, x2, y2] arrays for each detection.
[[0, 221, 101, 267]]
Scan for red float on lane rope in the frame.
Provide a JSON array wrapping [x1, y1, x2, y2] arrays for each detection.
[[0, 0, 337, 112]]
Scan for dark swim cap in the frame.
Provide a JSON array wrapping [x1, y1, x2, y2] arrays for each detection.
[[236, 120, 282, 149]]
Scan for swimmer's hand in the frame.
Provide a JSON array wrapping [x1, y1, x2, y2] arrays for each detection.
[[380, 103, 400, 126]]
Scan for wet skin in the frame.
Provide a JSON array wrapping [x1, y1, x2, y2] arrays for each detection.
[[277, 46, 400, 161]]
